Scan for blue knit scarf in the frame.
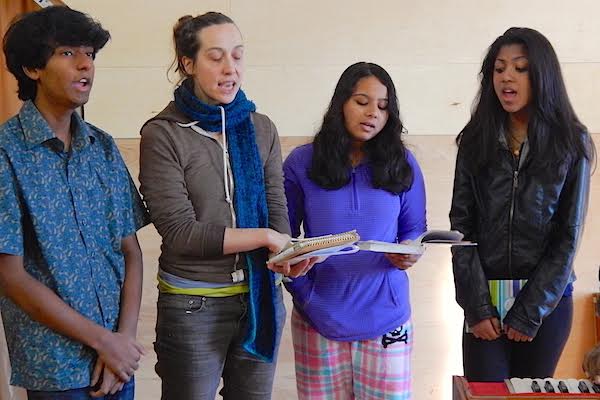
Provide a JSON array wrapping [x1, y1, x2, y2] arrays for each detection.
[[174, 80, 280, 362]]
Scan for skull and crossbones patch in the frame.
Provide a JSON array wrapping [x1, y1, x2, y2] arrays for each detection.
[[381, 326, 408, 348]]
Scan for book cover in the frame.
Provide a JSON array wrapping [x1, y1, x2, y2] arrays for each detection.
[[357, 230, 475, 255], [489, 279, 527, 328]]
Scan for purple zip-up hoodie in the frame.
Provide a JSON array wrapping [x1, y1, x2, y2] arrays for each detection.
[[283, 144, 427, 341]]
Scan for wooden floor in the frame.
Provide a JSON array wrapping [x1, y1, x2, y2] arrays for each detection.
[[2, 134, 599, 400]]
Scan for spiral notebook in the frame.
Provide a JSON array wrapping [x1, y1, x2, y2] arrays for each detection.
[[267, 230, 361, 264]]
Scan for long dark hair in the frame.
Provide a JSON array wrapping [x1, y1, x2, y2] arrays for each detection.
[[169, 12, 235, 81], [309, 62, 413, 194], [3, 6, 109, 101], [457, 27, 593, 171]]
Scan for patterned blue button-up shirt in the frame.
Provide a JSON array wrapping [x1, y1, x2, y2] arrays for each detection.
[[0, 101, 149, 391]]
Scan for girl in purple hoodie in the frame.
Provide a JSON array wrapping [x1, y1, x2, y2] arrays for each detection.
[[284, 62, 427, 400]]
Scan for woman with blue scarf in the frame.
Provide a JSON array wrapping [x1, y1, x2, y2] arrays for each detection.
[[139, 12, 314, 400]]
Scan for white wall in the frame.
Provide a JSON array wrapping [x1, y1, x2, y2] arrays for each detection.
[[66, 0, 600, 138]]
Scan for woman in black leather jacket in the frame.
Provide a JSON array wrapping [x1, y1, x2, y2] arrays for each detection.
[[450, 27, 595, 381]]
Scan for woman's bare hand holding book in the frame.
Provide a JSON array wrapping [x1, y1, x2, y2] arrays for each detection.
[[266, 257, 319, 278], [267, 230, 361, 264], [385, 241, 422, 270]]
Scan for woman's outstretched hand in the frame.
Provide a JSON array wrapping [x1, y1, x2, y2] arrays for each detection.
[[267, 257, 319, 278]]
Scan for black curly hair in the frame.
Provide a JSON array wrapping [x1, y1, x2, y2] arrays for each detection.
[[3, 6, 110, 101]]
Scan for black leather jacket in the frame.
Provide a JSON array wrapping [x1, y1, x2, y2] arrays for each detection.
[[450, 135, 591, 337]]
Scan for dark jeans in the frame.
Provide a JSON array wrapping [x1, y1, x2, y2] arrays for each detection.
[[463, 295, 573, 381], [27, 378, 134, 400], [154, 287, 286, 400]]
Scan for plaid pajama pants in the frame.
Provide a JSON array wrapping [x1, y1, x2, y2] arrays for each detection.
[[291, 308, 413, 400]]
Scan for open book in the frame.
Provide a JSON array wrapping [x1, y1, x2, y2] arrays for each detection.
[[267, 230, 361, 264], [357, 229, 476, 255]]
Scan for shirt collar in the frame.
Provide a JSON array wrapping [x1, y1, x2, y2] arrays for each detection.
[[19, 100, 96, 151], [498, 125, 529, 147], [499, 125, 530, 167]]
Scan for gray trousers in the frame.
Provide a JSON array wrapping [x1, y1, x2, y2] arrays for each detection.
[[154, 287, 286, 400]]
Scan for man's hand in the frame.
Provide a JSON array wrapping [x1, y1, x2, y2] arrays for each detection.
[[0, 253, 143, 382], [93, 331, 145, 382], [504, 324, 533, 342], [470, 318, 502, 340], [90, 359, 125, 397]]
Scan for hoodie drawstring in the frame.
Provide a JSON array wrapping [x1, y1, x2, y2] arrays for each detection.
[[219, 106, 232, 205], [219, 107, 243, 283], [180, 110, 242, 282]]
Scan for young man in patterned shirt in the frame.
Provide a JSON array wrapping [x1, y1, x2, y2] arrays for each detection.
[[0, 6, 149, 399]]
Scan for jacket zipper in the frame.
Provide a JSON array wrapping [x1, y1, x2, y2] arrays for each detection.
[[186, 124, 240, 272], [214, 138, 240, 272], [507, 149, 522, 278]]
